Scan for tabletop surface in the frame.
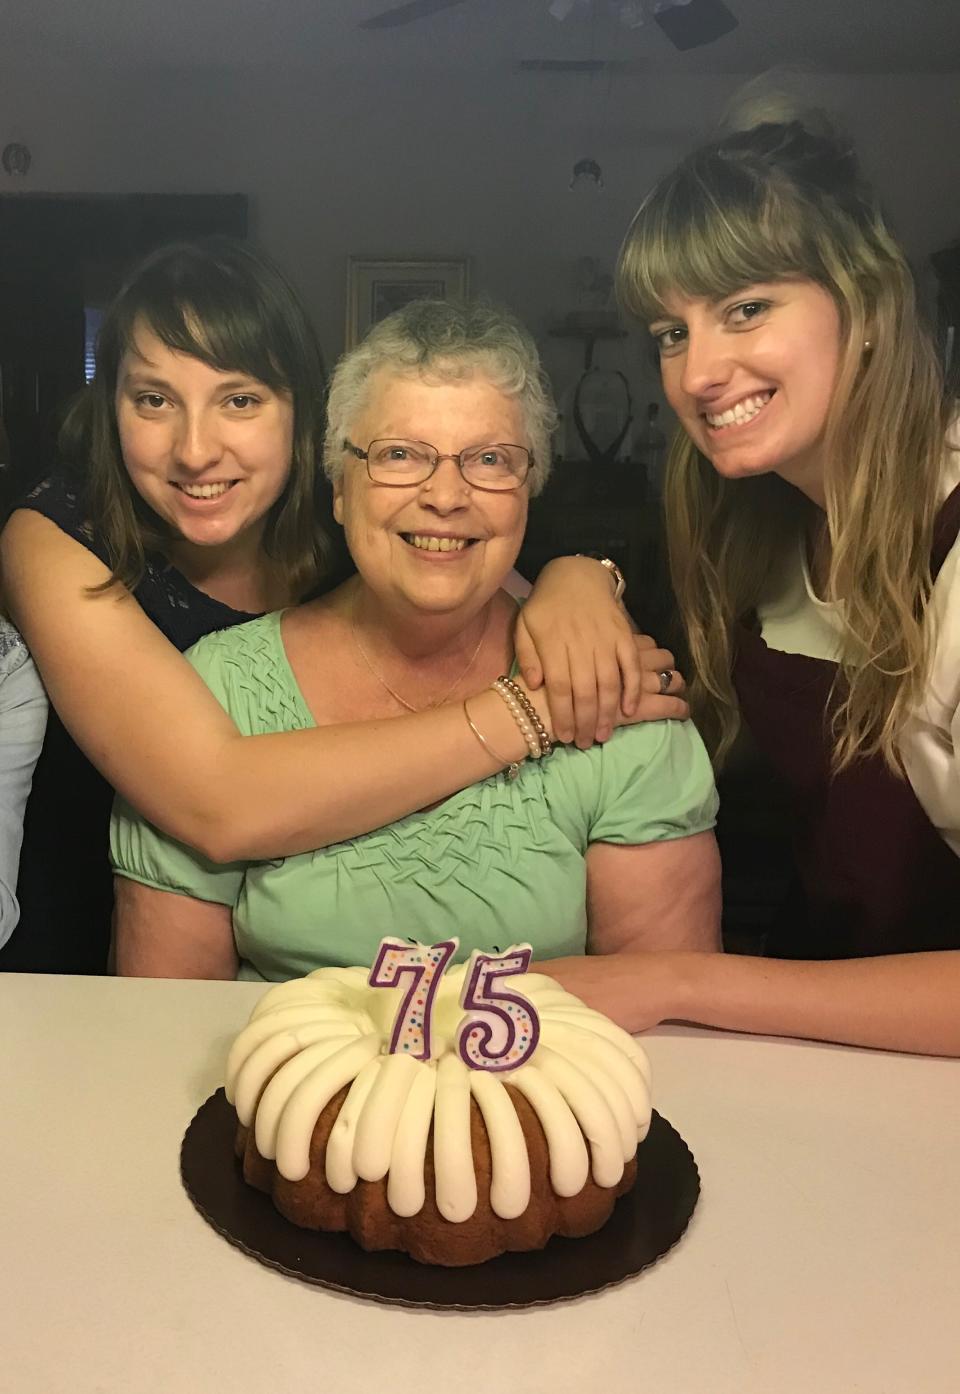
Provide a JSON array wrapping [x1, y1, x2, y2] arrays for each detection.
[[1, 971, 957, 1394]]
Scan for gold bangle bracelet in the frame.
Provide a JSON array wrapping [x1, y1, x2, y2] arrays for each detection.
[[463, 699, 522, 781]]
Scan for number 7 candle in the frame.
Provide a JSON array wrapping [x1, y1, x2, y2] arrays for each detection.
[[367, 937, 457, 1061]]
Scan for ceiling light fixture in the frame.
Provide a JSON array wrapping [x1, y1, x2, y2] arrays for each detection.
[[548, 0, 732, 41], [569, 157, 604, 192]]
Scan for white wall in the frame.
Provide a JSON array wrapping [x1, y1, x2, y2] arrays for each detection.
[[2, 59, 958, 411]]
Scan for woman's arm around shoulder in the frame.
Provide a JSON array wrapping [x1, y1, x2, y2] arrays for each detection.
[[1, 512, 689, 863], [0, 511, 539, 860]]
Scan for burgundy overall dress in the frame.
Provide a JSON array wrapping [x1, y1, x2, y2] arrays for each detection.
[[732, 485, 960, 958]]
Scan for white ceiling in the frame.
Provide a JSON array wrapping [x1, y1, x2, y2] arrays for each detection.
[[5, 0, 960, 75]]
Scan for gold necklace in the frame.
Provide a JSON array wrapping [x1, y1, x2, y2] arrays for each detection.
[[350, 596, 493, 714]]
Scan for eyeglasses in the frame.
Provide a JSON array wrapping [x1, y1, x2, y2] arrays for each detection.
[[343, 437, 532, 491]]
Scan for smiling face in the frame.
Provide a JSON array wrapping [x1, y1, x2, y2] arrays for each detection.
[[115, 322, 295, 554], [333, 368, 529, 622], [649, 279, 844, 503]]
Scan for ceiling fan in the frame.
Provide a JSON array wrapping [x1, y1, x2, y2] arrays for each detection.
[[359, 0, 738, 51]]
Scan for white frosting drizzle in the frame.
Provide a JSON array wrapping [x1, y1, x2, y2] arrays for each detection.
[[225, 965, 652, 1223], [469, 1070, 531, 1220], [325, 1059, 382, 1194], [505, 1065, 590, 1196], [540, 1006, 652, 1086], [276, 1035, 382, 1181], [534, 1046, 625, 1188], [540, 1024, 640, 1154], [253, 1035, 357, 1160], [387, 1063, 437, 1217], [433, 1053, 477, 1221], [353, 1052, 420, 1182]]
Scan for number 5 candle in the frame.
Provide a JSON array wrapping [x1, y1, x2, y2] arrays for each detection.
[[456, 944, 541, 1072]]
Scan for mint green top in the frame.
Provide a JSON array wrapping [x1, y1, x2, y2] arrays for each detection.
[[111, 611, 718, 982]]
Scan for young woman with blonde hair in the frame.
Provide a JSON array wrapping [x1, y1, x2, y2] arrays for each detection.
[[619, 109, 958, 957], [543, 109, 960, 1058]]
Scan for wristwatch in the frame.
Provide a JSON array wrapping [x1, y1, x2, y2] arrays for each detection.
[[576, 553, 626, 604]]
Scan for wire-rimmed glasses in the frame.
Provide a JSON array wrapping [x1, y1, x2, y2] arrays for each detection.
[[344, 437, 532, 491]]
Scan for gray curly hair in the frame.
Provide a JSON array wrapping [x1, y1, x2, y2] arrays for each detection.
[[323, 298, 557, 495]]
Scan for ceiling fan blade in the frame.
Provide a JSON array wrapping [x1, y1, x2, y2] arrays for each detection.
[[359, 0, 472, 30], [653, 0, 738, 51]]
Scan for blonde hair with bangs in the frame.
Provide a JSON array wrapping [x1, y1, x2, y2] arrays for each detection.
[[618, 114, 950, 772]]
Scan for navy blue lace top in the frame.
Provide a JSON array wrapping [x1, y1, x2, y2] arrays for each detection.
[[20, 472, 259, 648]]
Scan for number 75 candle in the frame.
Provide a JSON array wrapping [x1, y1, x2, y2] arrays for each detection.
[[367, 937, 540, 1072]]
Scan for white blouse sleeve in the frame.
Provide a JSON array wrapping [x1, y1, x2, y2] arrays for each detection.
[[898, 516, 960, 860], [0, 622, 48, 947]]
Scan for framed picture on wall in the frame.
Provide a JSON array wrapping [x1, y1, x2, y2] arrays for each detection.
[[345, 257, 470, 348]]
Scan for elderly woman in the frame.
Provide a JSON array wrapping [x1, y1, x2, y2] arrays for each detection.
[[111, 300, 720, 982]]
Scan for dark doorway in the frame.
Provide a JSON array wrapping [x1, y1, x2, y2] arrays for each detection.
[[0, 193, 247, 510]]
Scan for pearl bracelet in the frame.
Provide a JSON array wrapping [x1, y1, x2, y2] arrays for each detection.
[[492, 677, 553, 759]]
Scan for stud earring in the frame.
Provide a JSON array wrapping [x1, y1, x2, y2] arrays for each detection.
[[863, 339, 872, 350]]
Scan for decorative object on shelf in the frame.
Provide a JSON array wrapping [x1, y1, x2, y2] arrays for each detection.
[[636, 401, 667, 489], [345, 257, 470, 349], [549, 259, 636, 467], [550, 315, 633, 466], [2, 143, 31, 177], [571, 365, 633, 466], [564, 256, 615, 328]]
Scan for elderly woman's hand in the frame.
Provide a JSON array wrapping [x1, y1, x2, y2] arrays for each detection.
[[515, 555, 688, 748]]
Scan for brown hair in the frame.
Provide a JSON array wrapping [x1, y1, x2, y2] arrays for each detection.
[[60, 237, 336, 601]]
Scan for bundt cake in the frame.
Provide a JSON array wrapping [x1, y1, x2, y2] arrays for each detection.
[[225, 957, 652, 1267]]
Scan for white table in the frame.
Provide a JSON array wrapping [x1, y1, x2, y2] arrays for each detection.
[[1, 973, 957, 1394]]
